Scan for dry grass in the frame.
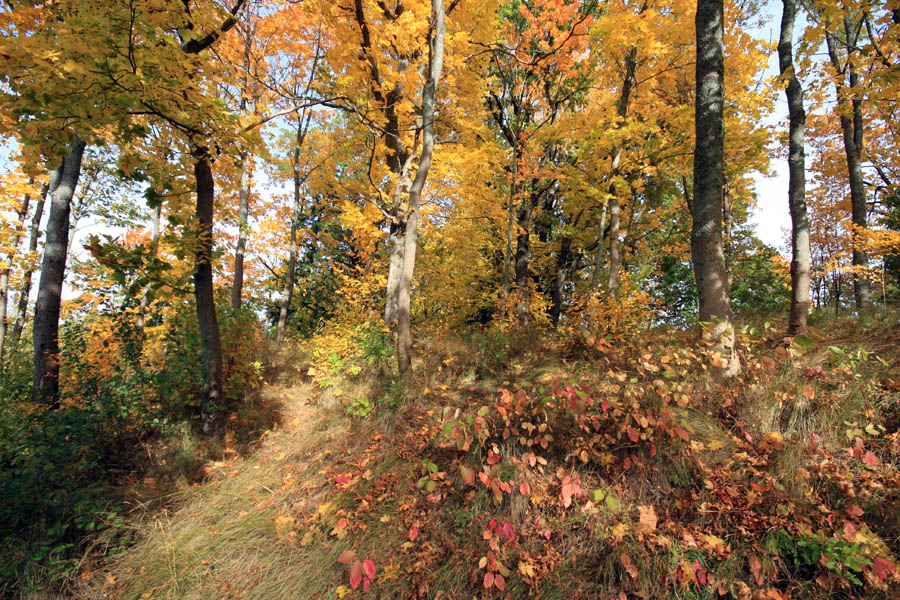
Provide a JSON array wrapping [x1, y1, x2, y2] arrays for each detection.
[[67, 316, 900, 600]]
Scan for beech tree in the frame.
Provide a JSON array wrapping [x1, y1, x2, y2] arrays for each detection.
[[692, 0, 739, 378], [779, 0, 811, 334]]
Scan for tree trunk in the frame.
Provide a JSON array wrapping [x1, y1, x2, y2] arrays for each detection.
[[606, 197, 622, 300], [779, 0, 810, 335], [396, 0, 445, 373], [0, 190, 30, 362], [9, 185, 47, 355], [384, 217, 406, 331], [513, 199, 534, 326], [230, 152, 251, 310], [604, 45, 637, 300], [550, 236, 571, 326], [590, 199, 608, 291], [192, 150, 225, 434], [503, 151, 518, 296], [137, 204, 162, 332], [277, 142, 303, 344], [33, 137, 86, 404], [692, 0, 740, 379], [825, 19, 872, 313]]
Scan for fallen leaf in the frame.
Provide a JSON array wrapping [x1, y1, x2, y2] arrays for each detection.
[[636, 505, 657, 537], [621, 553, 638, 580]]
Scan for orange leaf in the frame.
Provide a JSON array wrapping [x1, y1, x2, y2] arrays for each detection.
[[483, 571, 494, 589]]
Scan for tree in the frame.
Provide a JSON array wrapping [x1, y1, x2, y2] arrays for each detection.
[[779, 0, 811, 334], [32, 138, 87, 404], [821, 3, 872, 312], [692, 0, 739, 378]]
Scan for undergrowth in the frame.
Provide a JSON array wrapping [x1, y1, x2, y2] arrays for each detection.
[[27, 313, 900, 599]]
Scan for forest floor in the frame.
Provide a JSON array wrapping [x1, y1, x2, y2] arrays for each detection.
[[63, 316, 900, 599]]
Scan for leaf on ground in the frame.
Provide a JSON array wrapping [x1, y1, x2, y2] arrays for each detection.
[[621, 552, 638, 580], [636, 505, 657, 537]]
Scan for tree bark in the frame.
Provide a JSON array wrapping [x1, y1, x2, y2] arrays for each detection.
[[9, 185, 47, 355], [606, 197, 622, 299], [503, 150, 518, 296], [396, 0, 445, 373], [137, 204, 162, 332], [605, 45, 637, 300], [692, 0, 740, 379], [590, 199, 608, 291], [230, 152, 251, 310], [192, 150, 225, 434], [0, 190, 30, 362], [550, 236, 571, 326], [779, 0, 810, 335], [513, 198, 535, 326], [276, 131, 304, 344], [33, 137, 86, 404], [825, 18, 872, 313]]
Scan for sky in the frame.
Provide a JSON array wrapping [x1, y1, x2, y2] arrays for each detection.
[[745, 0, 806, 253]]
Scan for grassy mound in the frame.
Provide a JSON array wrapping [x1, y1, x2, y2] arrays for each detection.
[[77, 315, 900, 599]]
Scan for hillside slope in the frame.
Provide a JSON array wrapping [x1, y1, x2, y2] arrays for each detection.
[[81, 318, 900, 600]]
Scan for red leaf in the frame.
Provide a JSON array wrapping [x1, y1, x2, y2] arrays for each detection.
[[626, 427, 639, 443], [494, 573, 506, 590], [483, 571, 494, 589], [363, 577, 371, 592], [409, 527, 419, 542], [337, 549, 356, 565], [863, 451, 879, 466], [873, 557, 895, 581], [501, 520, 515, 542], [487, 451, 500, 465], [349, 561, 363, 590], [845, 504, 865, 517], [363, 559, 375, 580], [520, 481, 530, 495]]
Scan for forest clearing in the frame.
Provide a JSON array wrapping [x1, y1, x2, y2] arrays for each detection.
[[1, 0, 900, 598]]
